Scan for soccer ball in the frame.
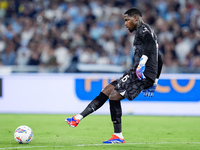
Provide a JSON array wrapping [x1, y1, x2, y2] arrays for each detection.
[[14, 125, 33, 144]]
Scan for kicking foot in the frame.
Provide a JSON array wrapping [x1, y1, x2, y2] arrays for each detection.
[[65, 115, 80, 128], [103, 134, 125, 144]]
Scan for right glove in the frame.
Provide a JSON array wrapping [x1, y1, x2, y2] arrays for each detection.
[[142, 78, 158, 97]]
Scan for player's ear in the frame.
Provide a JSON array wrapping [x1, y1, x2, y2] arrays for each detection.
[[133, 15, 138, 21]]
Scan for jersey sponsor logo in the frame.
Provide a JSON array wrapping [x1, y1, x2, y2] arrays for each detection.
[[75, 78, 199, 102], [143, 27, 150, 33], [143, 26, 155, 38]]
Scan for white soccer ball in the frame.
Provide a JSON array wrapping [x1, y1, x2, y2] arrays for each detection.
[[14, 125, 33, 144]]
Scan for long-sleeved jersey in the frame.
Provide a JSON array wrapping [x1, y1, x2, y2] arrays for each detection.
[[133, 23, 162, 81]]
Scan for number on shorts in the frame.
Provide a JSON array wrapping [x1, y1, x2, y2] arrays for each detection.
[[121, 75, 129, 82]]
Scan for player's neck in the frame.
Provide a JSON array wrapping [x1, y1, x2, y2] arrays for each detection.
[[136, 20, 144, 30]]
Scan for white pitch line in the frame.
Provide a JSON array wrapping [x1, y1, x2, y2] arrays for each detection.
[[76, 142, 200, 146], [0, 142, 200, 149], [0, 146, 47, 150]]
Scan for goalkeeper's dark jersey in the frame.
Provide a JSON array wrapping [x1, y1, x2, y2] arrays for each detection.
[[133, 23, 160, 81]]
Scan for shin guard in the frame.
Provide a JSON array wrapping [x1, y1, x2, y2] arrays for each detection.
[[80, 92, 108, 117], [109, 100, 122, 133]]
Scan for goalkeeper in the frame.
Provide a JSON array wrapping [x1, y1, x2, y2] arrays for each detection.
[[66, 7, 163, 144]]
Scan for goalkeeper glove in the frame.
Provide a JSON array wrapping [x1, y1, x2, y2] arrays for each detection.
[[142, 78, 158, 97], [136, 55, 148, 80]]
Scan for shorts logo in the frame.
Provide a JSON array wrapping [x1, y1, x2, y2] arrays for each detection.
[[120, 90, 126, 96]]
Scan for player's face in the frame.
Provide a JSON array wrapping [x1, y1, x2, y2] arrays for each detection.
[[124, 14, 137, 32]]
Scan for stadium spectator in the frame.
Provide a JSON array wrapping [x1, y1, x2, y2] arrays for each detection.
[[0, 0, 199, 73], [1, 41, 16, 65]]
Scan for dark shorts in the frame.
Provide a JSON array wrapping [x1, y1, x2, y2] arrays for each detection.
[[111, 69, 154, 100]]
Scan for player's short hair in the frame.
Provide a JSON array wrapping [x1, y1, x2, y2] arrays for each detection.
[[124, 8, 142, 17]]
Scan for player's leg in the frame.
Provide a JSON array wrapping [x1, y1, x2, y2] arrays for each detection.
[[103, 72, 154, 143], [66, 81, 117, 127], [103, 90, 125, 144]]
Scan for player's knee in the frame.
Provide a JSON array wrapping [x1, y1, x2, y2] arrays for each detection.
[[109, 90, 123, 100], [102, 84, 115, 96]]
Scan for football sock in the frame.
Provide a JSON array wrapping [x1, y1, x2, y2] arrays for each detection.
[[80, 92, 108, 118], [109, 100, 122, 133], [114, 132, 124, 139], [74, 114, 83, 120], [113, 123, 122, 133]]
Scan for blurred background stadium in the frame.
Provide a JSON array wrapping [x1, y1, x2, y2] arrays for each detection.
[[1, 1, 200, 148], [0, 0, 200, 74]]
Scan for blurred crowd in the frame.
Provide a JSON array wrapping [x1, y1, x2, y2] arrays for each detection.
[[0, 0, 200, 73]]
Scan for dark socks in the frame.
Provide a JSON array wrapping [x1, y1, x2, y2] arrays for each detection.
[[80, 92, 108, 118], [109, 100, 122, 133]]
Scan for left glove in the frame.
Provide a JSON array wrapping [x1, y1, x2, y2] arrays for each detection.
[[136, 55, 148, 80], [136, 64, 146, 80], [142, 78, 158, 97]]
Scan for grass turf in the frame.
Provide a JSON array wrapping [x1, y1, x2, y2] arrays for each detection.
[[0, 114, 200, 150]]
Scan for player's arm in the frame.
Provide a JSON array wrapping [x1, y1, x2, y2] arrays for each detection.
[[154, 52, 163, 85], [157, 52, 163, 79], [143, 52, 163, 97], [136, 33, 155, 80]]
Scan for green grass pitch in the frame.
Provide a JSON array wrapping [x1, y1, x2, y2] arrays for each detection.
[[0, 114, 200, 150]]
